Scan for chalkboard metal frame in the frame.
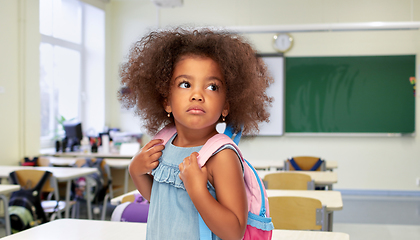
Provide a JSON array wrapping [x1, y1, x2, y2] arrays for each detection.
[[256, 53, 285, 136], [285, 55, 416, 136]]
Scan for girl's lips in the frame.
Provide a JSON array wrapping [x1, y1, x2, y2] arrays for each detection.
[[187, 106, 205, 114]]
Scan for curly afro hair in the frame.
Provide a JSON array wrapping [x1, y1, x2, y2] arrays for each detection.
[[119, 27, 273, 136]]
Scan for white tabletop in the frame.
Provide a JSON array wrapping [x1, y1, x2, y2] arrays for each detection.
[[47, 157, 131, 169], [0, 165, 98, 219], [258, 170, 338, 185], [48, 151, 133, 159], [0, 166, 97, 181], [272, 229, 349, 240], [248, 159, 338, 170], [0, 184, 20, 236], [112, 189, 343, 212], [46, 157, 131, 194], [0, 219, 349, 240], [0, 219, 146, 240], [102, 158, 131, 169], [0, 184, 20, 195], [266, 189, 343, 211], [47, 157, 79, 166]]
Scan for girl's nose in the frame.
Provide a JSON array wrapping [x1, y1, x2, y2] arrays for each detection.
[[191, 92, 203, 102]]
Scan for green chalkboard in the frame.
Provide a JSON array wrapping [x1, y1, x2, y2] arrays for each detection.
[[285, 55, 415, 133]]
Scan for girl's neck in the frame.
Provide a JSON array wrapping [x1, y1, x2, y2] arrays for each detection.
[[172, 125, 218, 148]]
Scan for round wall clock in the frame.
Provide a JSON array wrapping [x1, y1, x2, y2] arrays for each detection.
[[273, 33, 294, 53]]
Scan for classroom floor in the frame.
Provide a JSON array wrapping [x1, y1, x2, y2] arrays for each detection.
[[333, 194, 420, 240], [1, 194, 420, 239]]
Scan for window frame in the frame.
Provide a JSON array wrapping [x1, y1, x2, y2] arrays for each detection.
[[39, 0, 90, 148]]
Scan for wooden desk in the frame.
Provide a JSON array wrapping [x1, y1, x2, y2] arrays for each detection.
[[0, 185, 20, 236], [258, 170, 338, 190], [267, 189, 343, 231], [47, 157, 131, 194], [266, 190, 343, 211], [113, 189, 343, 209], [103, 158, 131, 193], [0, 166, 97, 219], [112, 190, 342, 232], [272, 229, 349, 240], [46, 157, 79, 166], [0, 219, 349, 240], [248, 159, 338, 171], [45, 151, 133, 159]]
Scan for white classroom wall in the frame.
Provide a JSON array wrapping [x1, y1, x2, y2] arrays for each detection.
[[0, 0, 40, 165], [106, 0, 420, 192], [1, 0, 420, 193]]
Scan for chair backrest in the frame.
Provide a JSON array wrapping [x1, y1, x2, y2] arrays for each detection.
[[268, 196, 326, 231], [121, 194, 136, 203], [11, 169, 55, 193], [36, 157, 51, 166], [263, 172, 315, 190], [285, 156, 326, 171]]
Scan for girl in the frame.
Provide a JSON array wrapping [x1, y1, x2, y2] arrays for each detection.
[[119, 27, 273, 240]]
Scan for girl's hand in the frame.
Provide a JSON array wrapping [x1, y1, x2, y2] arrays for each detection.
[[129, 139, 165, 176], [178, 152, 208, 194]]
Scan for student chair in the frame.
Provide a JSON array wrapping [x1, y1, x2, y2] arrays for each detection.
[[268, 196, 327, 231], [71, 158, 123, 220], [9, 169, 71, 221], [263, 172, 315, 190], [284, 156, 326, 171]]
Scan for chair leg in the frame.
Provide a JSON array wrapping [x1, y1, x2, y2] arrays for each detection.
[[50, 213, 57, 221], [101, 193, 110, 220], [72, 200, 80, 219]]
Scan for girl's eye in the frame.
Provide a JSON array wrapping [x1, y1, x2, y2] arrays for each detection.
[[179, 81, 190, 88], [207, 84, 219, 91]]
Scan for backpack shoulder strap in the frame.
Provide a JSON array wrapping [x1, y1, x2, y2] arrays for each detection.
[[152, 125, 177, 145], [197, 133, 243, 168], [152, 125, 243, 167], [196, 133, 243, 240]]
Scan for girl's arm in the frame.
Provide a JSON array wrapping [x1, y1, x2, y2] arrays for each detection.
[[179, 150, 248, 240], [129, 139, 164, 201]]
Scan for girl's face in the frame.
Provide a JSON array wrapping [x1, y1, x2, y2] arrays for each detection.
[[165, 55, 229, 133]]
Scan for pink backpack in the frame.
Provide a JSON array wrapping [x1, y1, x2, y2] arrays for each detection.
[[153, 125, 273, 240]]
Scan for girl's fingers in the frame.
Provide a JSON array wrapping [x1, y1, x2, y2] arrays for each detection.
[[143, 139, 164, 150], [147, 144, 165, 155], [189, 152, 199, 167], [179, 152, 199, 175], [149, 150, 163, 161], [179, 162, 184, 173], [149, 160, 159, 169]]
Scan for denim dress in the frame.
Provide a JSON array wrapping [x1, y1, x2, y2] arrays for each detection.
[[146, 134, 222, 240]]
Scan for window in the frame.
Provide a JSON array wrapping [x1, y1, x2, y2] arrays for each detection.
[[40, 0, 105, 147]]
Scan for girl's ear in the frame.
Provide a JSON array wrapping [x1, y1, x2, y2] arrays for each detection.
[[164, 98, 172, 113], [222, 102, 229, 117]]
